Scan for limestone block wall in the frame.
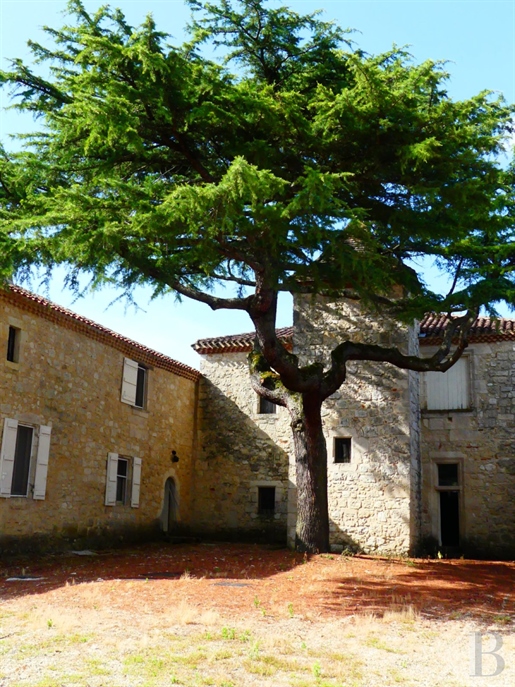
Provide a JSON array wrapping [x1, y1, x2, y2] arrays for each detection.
[[192, 352, 290, 541], [420, 341, 515, 557], [0, 292, 198, 550], [293, 295, 419, 554]]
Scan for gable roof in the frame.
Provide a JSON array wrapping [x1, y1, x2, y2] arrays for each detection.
[[192, 315, 515, 354], [1, 285, 200, 381], [192, 326, 294, 355]]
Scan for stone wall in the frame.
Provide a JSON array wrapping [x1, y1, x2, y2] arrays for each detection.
[[293, 296, 419, 554], [420, 341, 515, 557], [192, 352, 290, 541], [0, 292, 198, 551]]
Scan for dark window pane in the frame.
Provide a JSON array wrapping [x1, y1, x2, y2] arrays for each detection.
[[135, 366, 146, 408], [11, 426, 33, 496], [258, 487, 275, 516], [7, 326, 18, 363], [116, 458, 128, 504], [334, 438, 351, 464], [438, 464, 459, 487], [259, 396, 276, 414]]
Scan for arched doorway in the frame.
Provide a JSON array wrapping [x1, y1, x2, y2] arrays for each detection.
[[161, 477, 178, 533]]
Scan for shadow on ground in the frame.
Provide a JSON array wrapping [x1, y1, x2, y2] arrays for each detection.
[[0, 542, 514, 624]]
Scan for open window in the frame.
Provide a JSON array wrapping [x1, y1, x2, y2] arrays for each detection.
[[121, 358, 148, 409], [0, 418, 51, 499], [105, 453, 141, 508]]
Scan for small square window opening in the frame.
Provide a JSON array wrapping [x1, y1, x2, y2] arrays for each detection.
[[258, 486, 276, 516], [334, 437, 351, 464], [437, 463, 459, 487], [258, 396, 276, 414]]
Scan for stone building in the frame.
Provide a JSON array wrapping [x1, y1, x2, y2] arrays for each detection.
[[2, 285, 515, 557], [193, 297, 515, 558], [0, 285, 199, 550]]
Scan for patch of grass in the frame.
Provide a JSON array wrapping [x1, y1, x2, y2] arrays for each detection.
[[365, 635, 401, 653], [221, 626, 236, 640]]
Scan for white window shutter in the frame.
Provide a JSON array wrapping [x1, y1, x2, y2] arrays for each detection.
[[121, 358, 138, 405], [131, 457, 142, 508], [33, 425, 52, 500], [426, 357, 469, 410], [0, 418, 18, 497], [105, 452, 118, 506]]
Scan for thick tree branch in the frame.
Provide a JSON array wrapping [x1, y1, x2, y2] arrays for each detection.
[[320, 309, 478, 398]]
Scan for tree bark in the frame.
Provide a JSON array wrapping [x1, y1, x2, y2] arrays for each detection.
[[288, 392, 330, 553]]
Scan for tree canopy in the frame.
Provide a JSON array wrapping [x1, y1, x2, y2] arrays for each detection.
[[0, 0, 514, 332], [1, 0, 515, 551]]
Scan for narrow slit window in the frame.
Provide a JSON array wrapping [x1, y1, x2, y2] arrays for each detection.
[[258, 486, 276, 516], [334, 438, 351, 464], [7, 326, 20, 363]]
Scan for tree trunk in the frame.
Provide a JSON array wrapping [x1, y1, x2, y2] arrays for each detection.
[[289, 392, 330, 553]]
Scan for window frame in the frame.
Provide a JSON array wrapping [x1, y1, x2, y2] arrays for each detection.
[[10, 424, 34, 497], [7, 326, 20, 364], [121, 358, 149, 409], [105, 452, 141, 508], [134, 364, 147, 409], [0, 419, 52, 500], [334, 437, 352, 464], [257, 486, 276, 517], [257, 394, 277, 415]]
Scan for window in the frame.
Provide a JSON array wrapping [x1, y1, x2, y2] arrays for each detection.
[[11, 425, 33, 496], [121, 358, 147, 408], [105, 452, 142, 508], [0, 418, 51, 499], [258, 486, 275, 516], [116, 457, 129, 504], [258, 395, 276, 414], [435, 463, 461, 547], [425, 357, 470, 411], [6, 326, 20, 363], [334, 437, 351, 464]]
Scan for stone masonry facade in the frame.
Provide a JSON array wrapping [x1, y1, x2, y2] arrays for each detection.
[[0, 287, 199, 551], [419, 340, 515, 557], [291, 296, 419, 554], [3, 285, 515, 558], [191, 351, 291, 542]]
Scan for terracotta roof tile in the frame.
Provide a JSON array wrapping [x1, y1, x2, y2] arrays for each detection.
[[419, 313, 515, 344], [193, 315, 515, 354], [2, 285, 200, 381], [192, 326, 294, 354]]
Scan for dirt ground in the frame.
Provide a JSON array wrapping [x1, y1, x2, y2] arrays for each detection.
[[1, 541, 514, 621], [0, 542, 514, 687]]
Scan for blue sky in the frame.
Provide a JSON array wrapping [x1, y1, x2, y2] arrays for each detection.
[[0, 0, 514, 367]]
